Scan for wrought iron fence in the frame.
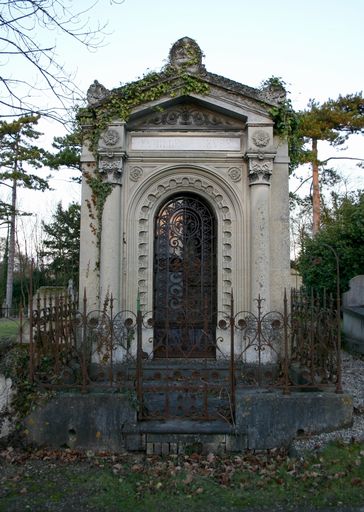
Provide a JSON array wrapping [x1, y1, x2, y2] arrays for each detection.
[[25, 288, 342, 423]]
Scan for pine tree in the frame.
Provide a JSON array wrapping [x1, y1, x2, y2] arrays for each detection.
[[0, 115, 49, 311], [297, 93, 364, 234]]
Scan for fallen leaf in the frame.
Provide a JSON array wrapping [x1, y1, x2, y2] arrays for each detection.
[[131, 464, 143, 473], [207, 453, 215, 463], [183, 472, 193, 485]]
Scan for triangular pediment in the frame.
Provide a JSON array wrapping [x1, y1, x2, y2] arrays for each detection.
[[127, 101, 246, 132], [84, 38, 283, 130]]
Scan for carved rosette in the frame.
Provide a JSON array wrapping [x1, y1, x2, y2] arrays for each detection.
[[130, 166, 143, 182], [248, 157, 273, 184], [251, 130, 270, 148], [102, 129, 120, 146], [228, 167, 242, 182]]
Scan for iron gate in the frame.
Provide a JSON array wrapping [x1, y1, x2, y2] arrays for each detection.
[[153, 194, 217, 358]]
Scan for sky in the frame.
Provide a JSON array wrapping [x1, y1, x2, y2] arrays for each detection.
[[1, 0, 364, 246]]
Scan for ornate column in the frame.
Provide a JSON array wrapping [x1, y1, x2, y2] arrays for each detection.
[[246, 126, 276, 313], [98, 123, 126, 310]]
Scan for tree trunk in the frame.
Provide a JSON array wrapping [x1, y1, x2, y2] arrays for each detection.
[[312, 138, 320, 235], [5, 178, 17, 314]]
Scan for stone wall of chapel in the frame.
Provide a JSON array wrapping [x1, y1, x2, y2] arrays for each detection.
[[79, 103, 290, 318]]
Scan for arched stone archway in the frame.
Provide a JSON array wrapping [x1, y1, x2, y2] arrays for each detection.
[[124, 167, 247, 317]]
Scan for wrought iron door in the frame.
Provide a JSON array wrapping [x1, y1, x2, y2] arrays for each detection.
[[153, 194, 217, 358]]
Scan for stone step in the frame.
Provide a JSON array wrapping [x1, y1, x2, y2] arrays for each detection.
[[89, 362, 279, 386], [139, 379, 233, 421], [124, 418, 243, 455]]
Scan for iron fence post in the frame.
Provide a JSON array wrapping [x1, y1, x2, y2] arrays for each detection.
[[81, 288, 88, 393], [109, 294, 114, 387], [320, 243, 342, 394], [229, 290, 235, 420], [283, 288, 290, 394], [136, 293, 143, 419]]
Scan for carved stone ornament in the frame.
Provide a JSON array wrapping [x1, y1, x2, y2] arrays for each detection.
[[228, 167, 242, 182], [168, 37, 205, 74], [99, 157, 123, 183], [87, 80, 109, 106], [129, 104, 245, 131], [248, 159, 273, 184], [130, 166, 143, 182], [251, 130, 270, 148], [260, 84, 286, 105], [147, 106, 233, 128], [102, 129, 120, 146]]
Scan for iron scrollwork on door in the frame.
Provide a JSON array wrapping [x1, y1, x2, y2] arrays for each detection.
[[153, 194, 217, 357]]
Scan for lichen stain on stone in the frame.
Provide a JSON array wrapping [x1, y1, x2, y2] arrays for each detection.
[[342, 396, 353, 406], [95, 431, 102, 439]]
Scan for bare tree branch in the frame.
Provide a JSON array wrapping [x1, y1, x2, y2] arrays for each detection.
[[0, 0, 115, 123], [319, 156, 364, 165]]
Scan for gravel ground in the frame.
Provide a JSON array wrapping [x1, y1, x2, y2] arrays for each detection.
[[291, 351, 364, 454]]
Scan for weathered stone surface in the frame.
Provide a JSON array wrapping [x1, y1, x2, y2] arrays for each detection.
[[23, 393, 137, 452], [235, 390, 353, 450], [21, 390, 353, 452], [343, 275, 364, 353], [0, 374, 15, 439], [343, 275, 364, 307]]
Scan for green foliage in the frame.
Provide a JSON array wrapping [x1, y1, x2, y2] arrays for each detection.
[[299, 93, 364, 149], [78, 69, 210, 154], [293, 92, 364, 173], [45, 129, 82, 183], [84, 173, 113, 260], [264, 86, 364, 177], [0, 342, 55, 418], [261, 77, 303, 172], [0, 115, 50, 192], [41, 202, 81, 286], [297, 191, 364, 295]]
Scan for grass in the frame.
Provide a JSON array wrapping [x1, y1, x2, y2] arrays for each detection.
[[0, 442, 363, 511], [0, 318, 21, 340]]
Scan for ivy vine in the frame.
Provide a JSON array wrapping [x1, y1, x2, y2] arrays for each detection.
[[84, 171, 113, 264], [260, 77, 302, 172]]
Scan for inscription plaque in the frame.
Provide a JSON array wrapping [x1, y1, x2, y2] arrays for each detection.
[[131, 136, 241, 151]]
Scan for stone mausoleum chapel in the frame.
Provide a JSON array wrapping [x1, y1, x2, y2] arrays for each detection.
[[79, 37, 291, 363], [21, 38, 351, 454]]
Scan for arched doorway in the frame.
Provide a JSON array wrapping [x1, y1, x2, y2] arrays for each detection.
[[153, 194, 217, 358]]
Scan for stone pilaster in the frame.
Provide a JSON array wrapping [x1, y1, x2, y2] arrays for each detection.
[[98, 123, 126, 309], [99, 182, 122, 309], [246, 125, 276, 313], [79, 139, 98, 311]]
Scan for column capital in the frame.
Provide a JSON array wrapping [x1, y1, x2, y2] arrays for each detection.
[[98, 151, 126, 185], [246, 152, 275, 185]]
